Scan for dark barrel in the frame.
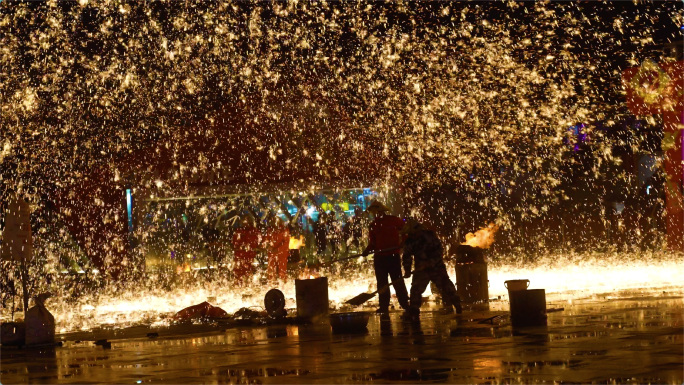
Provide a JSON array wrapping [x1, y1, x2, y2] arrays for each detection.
[[454, 245, 489, 304], [295, 277, 329, 320], [509, 288, 547, 327]]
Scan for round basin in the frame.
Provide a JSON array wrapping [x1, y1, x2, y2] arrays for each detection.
[[329, 312, 370, 333]]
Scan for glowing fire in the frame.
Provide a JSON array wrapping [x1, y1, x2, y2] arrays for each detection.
[[298, 266, 320, 280], [289, 235, 305, 250], [462, 222, 500, 249], [176, 263, 192, 274]]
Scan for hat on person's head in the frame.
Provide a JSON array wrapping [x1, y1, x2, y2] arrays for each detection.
[[400, 218, 423, 235], [366, 200, 390, 213]]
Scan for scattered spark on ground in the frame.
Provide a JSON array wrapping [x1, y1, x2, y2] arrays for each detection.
[[1, 251, 678, 334]]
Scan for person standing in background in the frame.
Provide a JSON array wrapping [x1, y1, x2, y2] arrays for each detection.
[[265, 214, 290, 282], [232, 215, 261, 287]]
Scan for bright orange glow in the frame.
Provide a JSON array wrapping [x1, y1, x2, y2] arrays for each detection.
[[298, 267, 320, 280], [289, 236, 305, 250], [5, 251, 681, 335], [462, 222, 500, 249]]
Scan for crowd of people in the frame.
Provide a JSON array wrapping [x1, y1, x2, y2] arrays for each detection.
[[195, 202, 370, 286], [151, 196, 463, 316], [215, 199, 462, 316]]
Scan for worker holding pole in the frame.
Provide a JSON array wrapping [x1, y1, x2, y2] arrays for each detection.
[[362, 201, 410, 314]]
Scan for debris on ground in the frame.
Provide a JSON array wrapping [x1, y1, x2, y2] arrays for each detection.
[[173, 301, 229, 322], [25, 302, 56, 346]]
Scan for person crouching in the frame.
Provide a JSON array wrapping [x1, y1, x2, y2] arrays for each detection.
[[402, 219, 462, 315]]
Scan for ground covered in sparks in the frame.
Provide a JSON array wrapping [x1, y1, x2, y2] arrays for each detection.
[[1, 251, 679, 334], [1, 286, 682, 384]]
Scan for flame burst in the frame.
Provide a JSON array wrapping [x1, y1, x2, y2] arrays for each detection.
[[289, 236, 305, 250], [462, 222, 500, 249]]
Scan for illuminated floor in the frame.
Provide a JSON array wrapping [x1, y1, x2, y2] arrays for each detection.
[[1, 290, 682, 384]]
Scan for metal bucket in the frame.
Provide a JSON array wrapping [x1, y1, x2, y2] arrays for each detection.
[[295, 277, 329, 320], [504, 279, 530, 292], [509, 288, 547, 327], [455, 262, 489, 303]]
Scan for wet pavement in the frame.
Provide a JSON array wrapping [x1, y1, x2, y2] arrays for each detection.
[[1, 290, 682, 384]]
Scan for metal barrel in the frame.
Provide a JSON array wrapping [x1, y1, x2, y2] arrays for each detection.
[[509, 288, 547, 327], [455, 262, 489, 304], [295, 277, 329, 320]]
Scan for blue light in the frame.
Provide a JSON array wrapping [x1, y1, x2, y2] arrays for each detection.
[[126, 189, 133, 232]]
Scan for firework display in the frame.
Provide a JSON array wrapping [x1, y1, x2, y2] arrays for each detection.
[[0, 0, 682, 342]]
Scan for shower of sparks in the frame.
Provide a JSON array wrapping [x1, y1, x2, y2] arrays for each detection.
[[38, 251, 684, 334], [0, 1, 683, 330]]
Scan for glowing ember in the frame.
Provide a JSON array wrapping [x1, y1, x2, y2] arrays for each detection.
[[462, 222, 500, 249], [289, 236, 305, 250], [297, 267, 321, 280], [486, 251, 684, 300]]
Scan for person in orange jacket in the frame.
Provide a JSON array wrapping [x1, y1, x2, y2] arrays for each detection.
[[362, 201, 410, 313], [266, 214, 290, 282], [232, 216, 261, 287]]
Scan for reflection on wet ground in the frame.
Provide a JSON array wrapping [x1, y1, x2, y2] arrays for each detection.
[[1, 290, 682, 384]]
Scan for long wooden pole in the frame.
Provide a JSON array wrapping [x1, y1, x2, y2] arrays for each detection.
[[19, 258, 29, 313]]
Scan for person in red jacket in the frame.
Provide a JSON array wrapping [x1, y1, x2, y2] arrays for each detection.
[[362, 201, 410, 313], [266, 215, 290, 283], [232, 216, 261, 287]]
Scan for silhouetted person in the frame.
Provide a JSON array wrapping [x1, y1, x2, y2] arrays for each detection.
[[325, 210, 342, 256], [308, 211, 328, 255], [362, 201, 409, 313], [402, 219, 462, 315], [343, 207, 365, 251]]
